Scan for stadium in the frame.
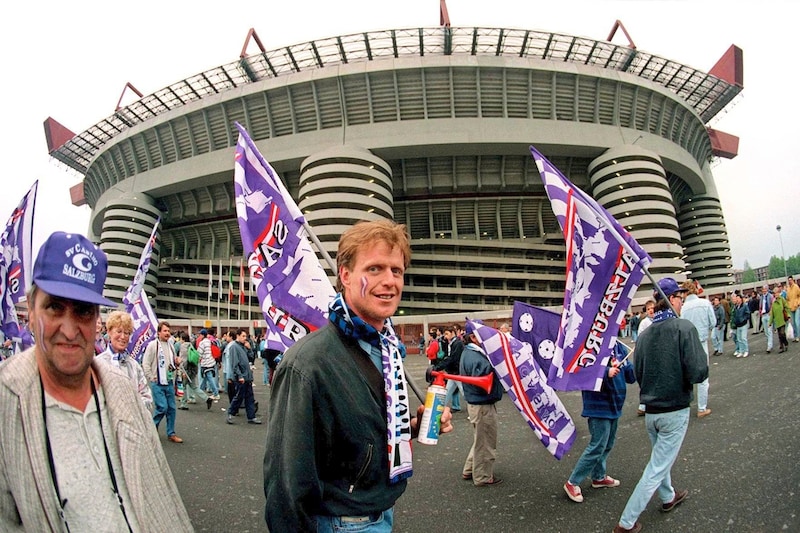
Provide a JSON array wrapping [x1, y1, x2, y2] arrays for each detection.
[[45, 23, 742, 322]]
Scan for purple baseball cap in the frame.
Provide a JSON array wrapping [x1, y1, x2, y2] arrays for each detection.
[[653, 277, 688, 301], [32, 232, 117, 307]]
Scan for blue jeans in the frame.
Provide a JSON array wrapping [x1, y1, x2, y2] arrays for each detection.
[[200, 366, 219, 396], [445, 378, 463, 410], [619, 408, 689, 529], [314, 508, 393, 532], [792, 309, 800, 340], [761, 315, 773, 350], [150, 382, 177, 436], [734, 325, 748, 354], [180, 372, 209, 407], [711, 326, 723, 354], [568, 417, 618, 485]]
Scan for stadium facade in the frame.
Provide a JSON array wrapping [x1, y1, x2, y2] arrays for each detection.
[[46, 26, 743, 320]]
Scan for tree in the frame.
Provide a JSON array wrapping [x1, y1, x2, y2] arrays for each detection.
[[741, 261, 757, 283], [768, 256, 787, 279]]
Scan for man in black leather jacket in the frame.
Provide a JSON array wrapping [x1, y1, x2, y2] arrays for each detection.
[[264, 220, 452, 532]]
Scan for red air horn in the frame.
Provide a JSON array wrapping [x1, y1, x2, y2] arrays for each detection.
[[425, 366, 494, 393]]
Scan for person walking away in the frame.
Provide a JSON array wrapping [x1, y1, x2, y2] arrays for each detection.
[[564, 337, 635, 503], [758, 284, 774, 352], [460, 320, 505, 487], [770, 286, 790, 353], [613, 278, 708, 533], [225, 328, 261, 425], [196, 329, 220, 400], [730, 293, 750, 357], [433, 325, 464, 411], [711, 297, 725, 356], [786, 276, 800, 342], [679, 280, 715, 418], [177, 331, 213, 411]]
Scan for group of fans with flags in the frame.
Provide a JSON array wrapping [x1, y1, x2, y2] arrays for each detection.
[[0, 125, 713, 532]]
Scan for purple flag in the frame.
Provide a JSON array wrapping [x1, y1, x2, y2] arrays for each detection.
[[122, 217, 160, 309], [511, 301, 561, 377], [0, 181, 38, 352], [233, 123, 335, 353], [128, 291, 159, 363], [467, 319, 576, 459], [531, 146, 651, 391]]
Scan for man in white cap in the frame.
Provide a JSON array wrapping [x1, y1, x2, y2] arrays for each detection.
[[0, 232, 191, 531], [613, 277, 708, 533]]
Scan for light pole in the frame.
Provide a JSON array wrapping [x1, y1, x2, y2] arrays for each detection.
[[777, 225, 788, 279]]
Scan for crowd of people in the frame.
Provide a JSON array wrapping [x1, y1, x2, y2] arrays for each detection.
[[1, 225, 797, 531]]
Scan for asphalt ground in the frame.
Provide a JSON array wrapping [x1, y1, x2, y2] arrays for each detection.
[[162, 328, 800, 532]]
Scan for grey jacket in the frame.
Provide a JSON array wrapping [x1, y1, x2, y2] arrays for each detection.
[[0, 347, 193, 532]]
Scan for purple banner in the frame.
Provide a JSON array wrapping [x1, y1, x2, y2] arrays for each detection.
[[0, 181, 38, 353], [468, 319, 576, 459], [511, 301, 561, 377], [128, 291, 158, 363], [531, 146, 650, 391], [123, 217, 160, 309], [233, 123, 334, 353]]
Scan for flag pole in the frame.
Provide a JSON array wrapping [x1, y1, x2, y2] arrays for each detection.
[[594, 216, 678, 316], [207, 259, 212, 320], [302, 220, 337, 274], [227, 257, 232, 319], [216, 260, 221, 331]]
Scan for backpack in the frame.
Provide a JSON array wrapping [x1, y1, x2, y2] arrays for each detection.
[[210, 340, 222, 360], [187, 345, 200, 366]]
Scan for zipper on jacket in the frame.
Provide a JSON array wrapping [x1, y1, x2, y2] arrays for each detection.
[[349, 443, 374, 494]]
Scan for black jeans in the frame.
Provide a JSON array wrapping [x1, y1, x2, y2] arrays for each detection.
[[227, 381, 256, 420]]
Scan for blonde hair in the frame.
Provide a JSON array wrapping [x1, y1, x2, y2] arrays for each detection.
[[336, 220, 411, 292], [105, 310, 134, 334]]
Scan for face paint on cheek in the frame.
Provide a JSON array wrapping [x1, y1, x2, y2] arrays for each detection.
[[361, 276, 368, 298], [36, 317, 48, 353]]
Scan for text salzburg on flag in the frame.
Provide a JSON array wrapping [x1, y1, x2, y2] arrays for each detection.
[[233, 123, 335, 353], [530, 146, 651, 391], [467, 319, 576, 459]]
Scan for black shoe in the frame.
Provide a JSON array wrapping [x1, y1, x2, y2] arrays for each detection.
[[247, 418, 262, 424], [206, 397, 213, 409], [226, 414, 234, 425], [178, 406, 189, 410]]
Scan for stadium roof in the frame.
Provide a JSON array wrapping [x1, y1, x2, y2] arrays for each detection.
[[49, 26, 742, 174]]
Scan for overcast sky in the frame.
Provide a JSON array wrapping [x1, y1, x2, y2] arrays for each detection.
[[2, 0, 796, 271]]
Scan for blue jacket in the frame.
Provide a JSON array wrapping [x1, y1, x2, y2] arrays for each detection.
[[581, 343, 636, 419], [459, 343, 504, 405]]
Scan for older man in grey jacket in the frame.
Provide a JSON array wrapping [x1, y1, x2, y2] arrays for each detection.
[[0, 232, 191, 532]]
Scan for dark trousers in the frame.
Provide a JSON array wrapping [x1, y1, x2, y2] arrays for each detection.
[[226, 379, 237, 404], [227, 380, 256, 420]]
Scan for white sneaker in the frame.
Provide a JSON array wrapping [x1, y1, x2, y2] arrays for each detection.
[[734, 352, 741, 357], [742, 352, 749, 358]]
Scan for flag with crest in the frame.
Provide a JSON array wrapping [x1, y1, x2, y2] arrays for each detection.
[[531, 146, 651, 391], [233, 123, 334, 353]]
